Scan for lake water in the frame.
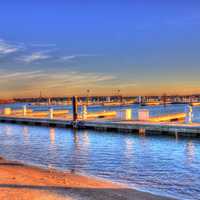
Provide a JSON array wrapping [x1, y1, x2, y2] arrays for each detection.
[[0, 123, 200, 200]]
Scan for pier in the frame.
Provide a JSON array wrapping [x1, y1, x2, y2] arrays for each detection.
[[149, 113, 186, 122], [0, 99, 198, 137], [0, 114, 200, 137]]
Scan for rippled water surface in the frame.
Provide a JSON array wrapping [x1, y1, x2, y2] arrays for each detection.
[[0, 123, 200, 200]]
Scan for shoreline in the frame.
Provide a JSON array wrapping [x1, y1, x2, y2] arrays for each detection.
[[2, 157, 176, 200], [0, 156, 176, 200]]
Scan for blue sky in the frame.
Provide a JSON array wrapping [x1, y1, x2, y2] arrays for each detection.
[[0, 0, 200, 97]]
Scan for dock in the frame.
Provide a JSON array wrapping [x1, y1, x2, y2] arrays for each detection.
[[0, 115, 200, 137], [191, 102, 200, 106], [13, 110, 69, 117], [0, 98, 197, 137], [149, 113, 186, 122]]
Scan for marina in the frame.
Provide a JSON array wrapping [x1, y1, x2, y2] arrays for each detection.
[[0, 102, 199, 200], [1, 1, 200, 199], [0, 101, 200, 137]]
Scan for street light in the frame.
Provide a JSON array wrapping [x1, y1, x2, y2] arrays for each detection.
[[86, 89, 90, 106], [117, 89, 122, 103]]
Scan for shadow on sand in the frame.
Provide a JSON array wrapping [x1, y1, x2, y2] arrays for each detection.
[[0, 163, 24, 166], [0, 184, 175, 200]]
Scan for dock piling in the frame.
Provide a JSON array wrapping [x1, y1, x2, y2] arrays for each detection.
[[72, 96, 78, 122], [49, 108, 54, 119], [23, 105, 27, 116], [185, 105, 193, 124], [125, 109, 132, 120], [3, 108, 12, 115], [117, 109, 132, 120], [82, 105, 87, 120]]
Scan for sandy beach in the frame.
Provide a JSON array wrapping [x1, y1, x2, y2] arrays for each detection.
[[0, 156, 175, 200]]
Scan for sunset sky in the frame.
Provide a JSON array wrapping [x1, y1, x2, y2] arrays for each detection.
[[0, 0, 200, 98]]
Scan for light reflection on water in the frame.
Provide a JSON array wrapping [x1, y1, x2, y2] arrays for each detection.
[[49, 128, 55, 145], [0, 123, 200, 200]]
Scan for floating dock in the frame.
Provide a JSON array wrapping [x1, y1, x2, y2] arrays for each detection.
[[0, 115, 200, 137], [191, 102, 200, 106], [149, 113, 186, 122]]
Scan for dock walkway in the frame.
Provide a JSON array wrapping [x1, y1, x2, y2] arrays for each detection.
[[0, 115, 200, 137]]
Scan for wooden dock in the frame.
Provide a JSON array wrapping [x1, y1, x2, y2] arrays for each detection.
[[0, 115, 200, 137], [13, 110, 69, 117], [149, 113, 186, 122], [191, 102, 200, 106], [85, 111, 117, 119]]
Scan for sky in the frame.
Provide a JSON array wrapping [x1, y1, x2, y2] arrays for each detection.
[[0, 0, 200, 98]]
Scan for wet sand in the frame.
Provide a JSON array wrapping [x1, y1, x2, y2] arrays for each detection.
[[0, 157, 175, 200]]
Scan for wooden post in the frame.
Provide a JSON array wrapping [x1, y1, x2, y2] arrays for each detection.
[[49, 108, 54, 119], [82, 105, 87, 120], [72, 96, 78, 121], [185, 105, 193, 124], [48, 98, 51, 105], [125, 109, 132, 120], [4, 108, 12, 115], [23, 105, 27, 116]]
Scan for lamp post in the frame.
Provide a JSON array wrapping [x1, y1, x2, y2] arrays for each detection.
[[72, 96, 78, 122], [86, 89, 90, 106], [117, 89, 122, 104]]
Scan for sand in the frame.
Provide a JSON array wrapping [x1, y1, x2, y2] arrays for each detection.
[[0, 157, 176, 200]]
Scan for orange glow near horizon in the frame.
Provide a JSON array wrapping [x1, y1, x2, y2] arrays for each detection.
[[1, 83, 200, 99]]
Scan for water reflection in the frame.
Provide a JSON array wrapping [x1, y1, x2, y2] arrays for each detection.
[[82, 130, 90, 148], [48, 128, 58, 167], [49, 128, 55, 145], [22, 126, 29, 144], [72, 129, 79, 147], [175, 132, 179, 141], [70, 129, 82, 173], [0, 123, 200, 200], [125, 138, 133, 158], [72, 129, 90, 151], [139, 134, 148, 152], [4, 125, 12, 136], [186, 140, 195, 163], [70, 129, 90, 172]]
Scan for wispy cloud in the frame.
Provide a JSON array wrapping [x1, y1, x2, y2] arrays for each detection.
[[0, 38, 98, 65], [32, 71, 117, 89], [61, 55, 76, 61], [0, 69, 138, 97], [18, 52, 50, 63], [118, 83, 137, 88], [30, 43, 57, 47], [0, 39, 20, 55], [0, 70, 45, 80], [60, 54, 98, 61]]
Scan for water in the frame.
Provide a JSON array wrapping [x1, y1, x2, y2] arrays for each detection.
[[0, 123, 200, 200]]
